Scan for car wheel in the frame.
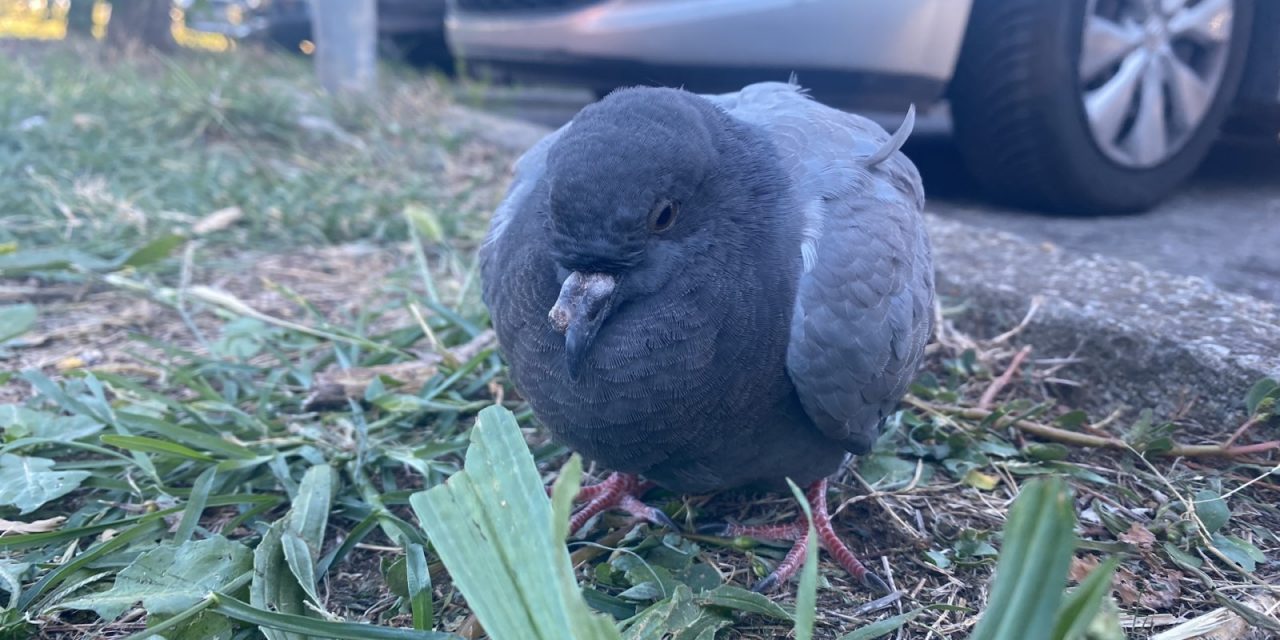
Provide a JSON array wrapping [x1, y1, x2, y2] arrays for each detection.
[[950, 0, 1254, 214]]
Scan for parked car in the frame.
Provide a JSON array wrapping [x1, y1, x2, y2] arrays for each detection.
[[444, 0, 1280, 214]]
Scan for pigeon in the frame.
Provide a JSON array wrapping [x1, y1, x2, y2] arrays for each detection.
[[480, 80, 935, 592]]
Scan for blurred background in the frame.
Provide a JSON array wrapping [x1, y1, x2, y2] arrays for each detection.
[[2, 0, 1278, 302]]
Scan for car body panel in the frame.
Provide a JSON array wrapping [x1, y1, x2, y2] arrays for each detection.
[[446, 0, 972, 107]]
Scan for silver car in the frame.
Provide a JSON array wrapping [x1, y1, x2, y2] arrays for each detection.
[[445, 0, 1280, 213]]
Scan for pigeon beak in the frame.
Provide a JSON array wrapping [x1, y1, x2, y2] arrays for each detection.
[[548, 271, 617, 381]]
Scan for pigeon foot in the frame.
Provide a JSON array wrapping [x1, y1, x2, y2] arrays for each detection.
[[557, 472, 674, 536], [709, 479, 889, 595]]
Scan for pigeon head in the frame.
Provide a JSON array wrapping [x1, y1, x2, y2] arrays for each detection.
[[540, 87, 791, 380]]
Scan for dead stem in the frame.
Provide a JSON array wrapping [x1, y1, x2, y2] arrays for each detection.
[[907, 397, 1280, 460], [978, 345, 1032, 410]]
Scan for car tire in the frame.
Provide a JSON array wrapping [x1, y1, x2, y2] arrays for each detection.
[[949, 0, 1254, 214]]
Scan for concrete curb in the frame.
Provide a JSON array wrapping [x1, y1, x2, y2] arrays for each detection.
[[927, 214, 1279, 430], [455, 105, 1279, 430]]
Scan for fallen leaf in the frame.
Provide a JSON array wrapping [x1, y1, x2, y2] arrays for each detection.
[[55, 356, 85, 371], [962, 469, 1000, 491], [1068, 555, 1101, 583], [1113, 567, 1141, 606], [1138, 570, 1182, 610], [193, 206, 244, 235], [0, 516, 65, 534], [1119, 522, 1156, 550]]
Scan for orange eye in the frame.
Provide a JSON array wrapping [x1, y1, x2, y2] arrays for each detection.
[[649, 201, 678, 232]]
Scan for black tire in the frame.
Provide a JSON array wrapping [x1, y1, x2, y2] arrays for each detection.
[[949, 0, 1254, 214]]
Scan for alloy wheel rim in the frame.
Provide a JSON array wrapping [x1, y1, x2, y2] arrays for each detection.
[[1079, 0, 1234, 168]]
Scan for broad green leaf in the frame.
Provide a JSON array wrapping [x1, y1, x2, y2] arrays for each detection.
[[409, 405, 621, 640], [281, 532, 321, 607], [838, 608, 928, 640], [1162, 542, 1203, 571], [121, 233, 186, 268], [621, 585, 727, 640], [924, 549, 952, 569], [858, 454, 919, 488], [0, 454, 91, 514], [146, 608, 235, 640], [1210, 533, 1264, 573], [0, 304, 37, 344], [0, 559, 29, 609], [58, 536, 250, 620], [0, 406, 103, 441], [0, 248, 113, 276], [280, 464, 335, 608], [1194, 490, 1230, 533], [1244, 378, 1278, 416], [696, 584, 792, 621], [251, 519, 308, 640], [1051, 558, 1117, 640], [1054, 411, 1089, 430], [968, 477, 1077, 640]]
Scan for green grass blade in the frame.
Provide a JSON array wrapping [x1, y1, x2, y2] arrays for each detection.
[[212, 592, 457, 639], [406, 542, 434, 631], [1051, 558, 1118, 640], [317, 510, 383, 576], [786, 479, 819, 640], [174, 466, 218, 544], [838, 608, 928, 640], [968, 477, 1077, 640], [99, 434, 216, 462]]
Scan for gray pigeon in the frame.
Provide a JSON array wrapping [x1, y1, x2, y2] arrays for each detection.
[[480, 80, 935, 592]]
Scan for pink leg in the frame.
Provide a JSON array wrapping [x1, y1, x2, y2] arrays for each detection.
[[560, 472, 672, 536], [705, 478, 888, 594], [809, 480, 886, 592]]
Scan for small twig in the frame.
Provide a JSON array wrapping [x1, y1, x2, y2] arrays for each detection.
[[849, 470, 929, 541], [988, 295, 1042, 345], [978, 345, 1032, 410], [850, 589, 902, 617], [907, 397, 1280, 459], [1223, 415, 1263, 449], [1083, 407, 1126, 436]]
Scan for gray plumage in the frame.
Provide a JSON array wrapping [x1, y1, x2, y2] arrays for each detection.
[[480, 81, 935, 494]]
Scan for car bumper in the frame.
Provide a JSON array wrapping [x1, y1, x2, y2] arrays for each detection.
[[446, 0, 970, 104]]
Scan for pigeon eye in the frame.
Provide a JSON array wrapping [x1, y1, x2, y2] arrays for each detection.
[[649, 201, 678, 233]]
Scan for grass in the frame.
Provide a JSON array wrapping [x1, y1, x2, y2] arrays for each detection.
[[1, 39, 1278, 640]]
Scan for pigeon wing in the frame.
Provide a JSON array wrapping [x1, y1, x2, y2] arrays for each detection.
[[708, 82, 935, 453]]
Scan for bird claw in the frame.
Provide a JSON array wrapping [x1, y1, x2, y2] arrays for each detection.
[[750, 574, 780, 594], [862, 571, 891, 596], [619, 493, 676, 530], [726, 479, 886, 594], [695, 522, 731, 536]]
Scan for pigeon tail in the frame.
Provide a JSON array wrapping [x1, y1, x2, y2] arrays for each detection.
[[863, 103, 916, 168]]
